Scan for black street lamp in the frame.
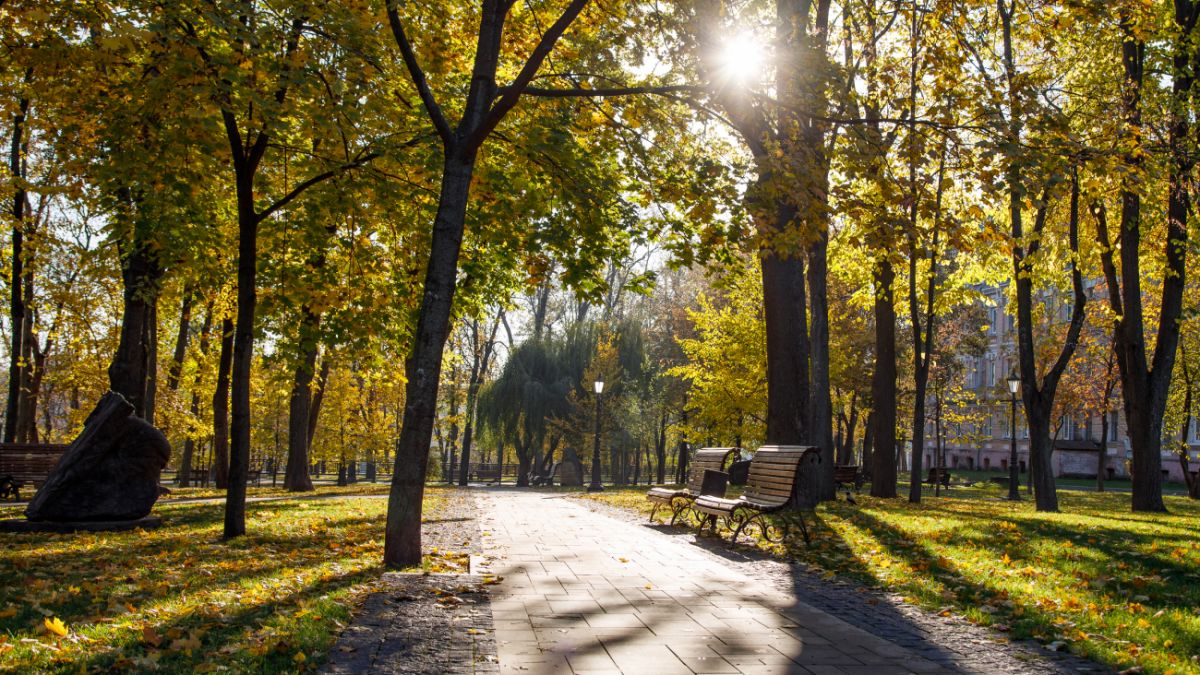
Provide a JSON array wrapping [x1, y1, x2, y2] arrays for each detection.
[[588, 380, 605, 492], [1007, 370, 1021, 501]]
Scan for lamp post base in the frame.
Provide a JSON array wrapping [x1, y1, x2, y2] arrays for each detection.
[[586, 484, 605, 493]]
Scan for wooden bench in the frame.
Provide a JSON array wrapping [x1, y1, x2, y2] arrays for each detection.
[[470, 466, 502, 484], [646, 448, 738, 525], [0, 443, 68, 501], [693, 446, 821, 545], [927, 467, 951, 487], [833, 465, 863, 492]]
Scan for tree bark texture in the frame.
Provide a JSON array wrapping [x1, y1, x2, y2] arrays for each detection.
[[761, 249, 809, 445]]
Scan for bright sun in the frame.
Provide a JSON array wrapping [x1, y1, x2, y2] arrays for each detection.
[[717, 32, 766, 85]]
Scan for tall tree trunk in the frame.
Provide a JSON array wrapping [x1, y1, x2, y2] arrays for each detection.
[[1099, 10, 1192, 513], [387, 154, 476, 565], [4, 88, 29, 444], [213, 316, 233, 490], [870, 258, 897, 498]]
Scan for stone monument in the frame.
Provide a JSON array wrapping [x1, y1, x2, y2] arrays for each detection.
[[556, 448, 584, 486], [2, 391, 170, 532]]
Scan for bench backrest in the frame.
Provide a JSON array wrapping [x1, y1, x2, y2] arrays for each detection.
[[743, 446, 820, 508], [0, 444, 67, 480], [833, 465, 860, 479], [685, 448, 738, 493]]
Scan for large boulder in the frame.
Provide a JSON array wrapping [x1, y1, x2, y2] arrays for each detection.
[[26, 392, 170, 522]]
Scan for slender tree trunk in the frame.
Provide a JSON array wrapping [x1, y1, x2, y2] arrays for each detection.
[[5, 90, 29, 444], [871, 259, 897, 498], [656, 409, 667, 484], [145, 300, 158, 426], [179, 304, 212, 487], [165, 285, 194, 395], [212, 316, 233, 490], [14, 264, 34, 442], [284, 321, 319, 492], [307, 356, 330, 448]]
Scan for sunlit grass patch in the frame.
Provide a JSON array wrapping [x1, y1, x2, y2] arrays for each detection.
[[579, 483, 1200, 675], [0, 486, 458, 673], [157, 481, 394, 502]]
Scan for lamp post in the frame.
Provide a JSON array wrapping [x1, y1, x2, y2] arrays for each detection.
[[588, 380, 605, 492], [1007, 370, 1021, 501]]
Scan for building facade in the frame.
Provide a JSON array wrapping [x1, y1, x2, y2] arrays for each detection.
[[923, 283, 1200, 484]]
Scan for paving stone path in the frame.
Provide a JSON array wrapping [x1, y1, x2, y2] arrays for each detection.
[[478, 489, 1109, 675]]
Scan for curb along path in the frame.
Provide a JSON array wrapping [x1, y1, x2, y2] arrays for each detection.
[[477, 489, 1107, 675]]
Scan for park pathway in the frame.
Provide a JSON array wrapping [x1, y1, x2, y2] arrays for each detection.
[[476, 489, 1104, 675]]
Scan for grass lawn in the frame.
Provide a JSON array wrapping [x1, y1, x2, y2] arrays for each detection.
[[0, 485, 463, 673], [580, 481, 1200, 675]]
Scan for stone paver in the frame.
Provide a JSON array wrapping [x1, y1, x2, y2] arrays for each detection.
[[477, 490, 1107, 675]]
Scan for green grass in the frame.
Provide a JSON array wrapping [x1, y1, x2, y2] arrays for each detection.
[[0, 486, 464, 673], [579, 482, 1200, 675]]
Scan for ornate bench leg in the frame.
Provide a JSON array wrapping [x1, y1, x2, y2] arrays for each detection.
[[649, 502, 661, 523], [670, 499, 688, 526], [794, 510, 812, 546]]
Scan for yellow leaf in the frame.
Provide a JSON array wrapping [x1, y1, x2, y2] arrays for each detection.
[[293, 651, 307, 663], [44, 617, 68, 637]]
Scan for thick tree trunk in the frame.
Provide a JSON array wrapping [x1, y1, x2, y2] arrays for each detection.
[[213, 316, 233, 490], [385, 154, 476, 567], [761, 248, 809, 445], [108, 242, 162, 419], [870, 259, 897, 497]]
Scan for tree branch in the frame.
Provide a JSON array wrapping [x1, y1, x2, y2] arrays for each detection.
[[386, 1, 453, 146], [255, 153, 379, 223], [471, 0, 591, 149]]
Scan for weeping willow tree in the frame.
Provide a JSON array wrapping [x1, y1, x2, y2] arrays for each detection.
[[477, 326, 594, 485]]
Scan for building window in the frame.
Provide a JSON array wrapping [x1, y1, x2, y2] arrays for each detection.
[[1109, 412, 1118, 441]]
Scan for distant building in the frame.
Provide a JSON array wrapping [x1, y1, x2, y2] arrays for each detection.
[[923, 282, 1200, 484]]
